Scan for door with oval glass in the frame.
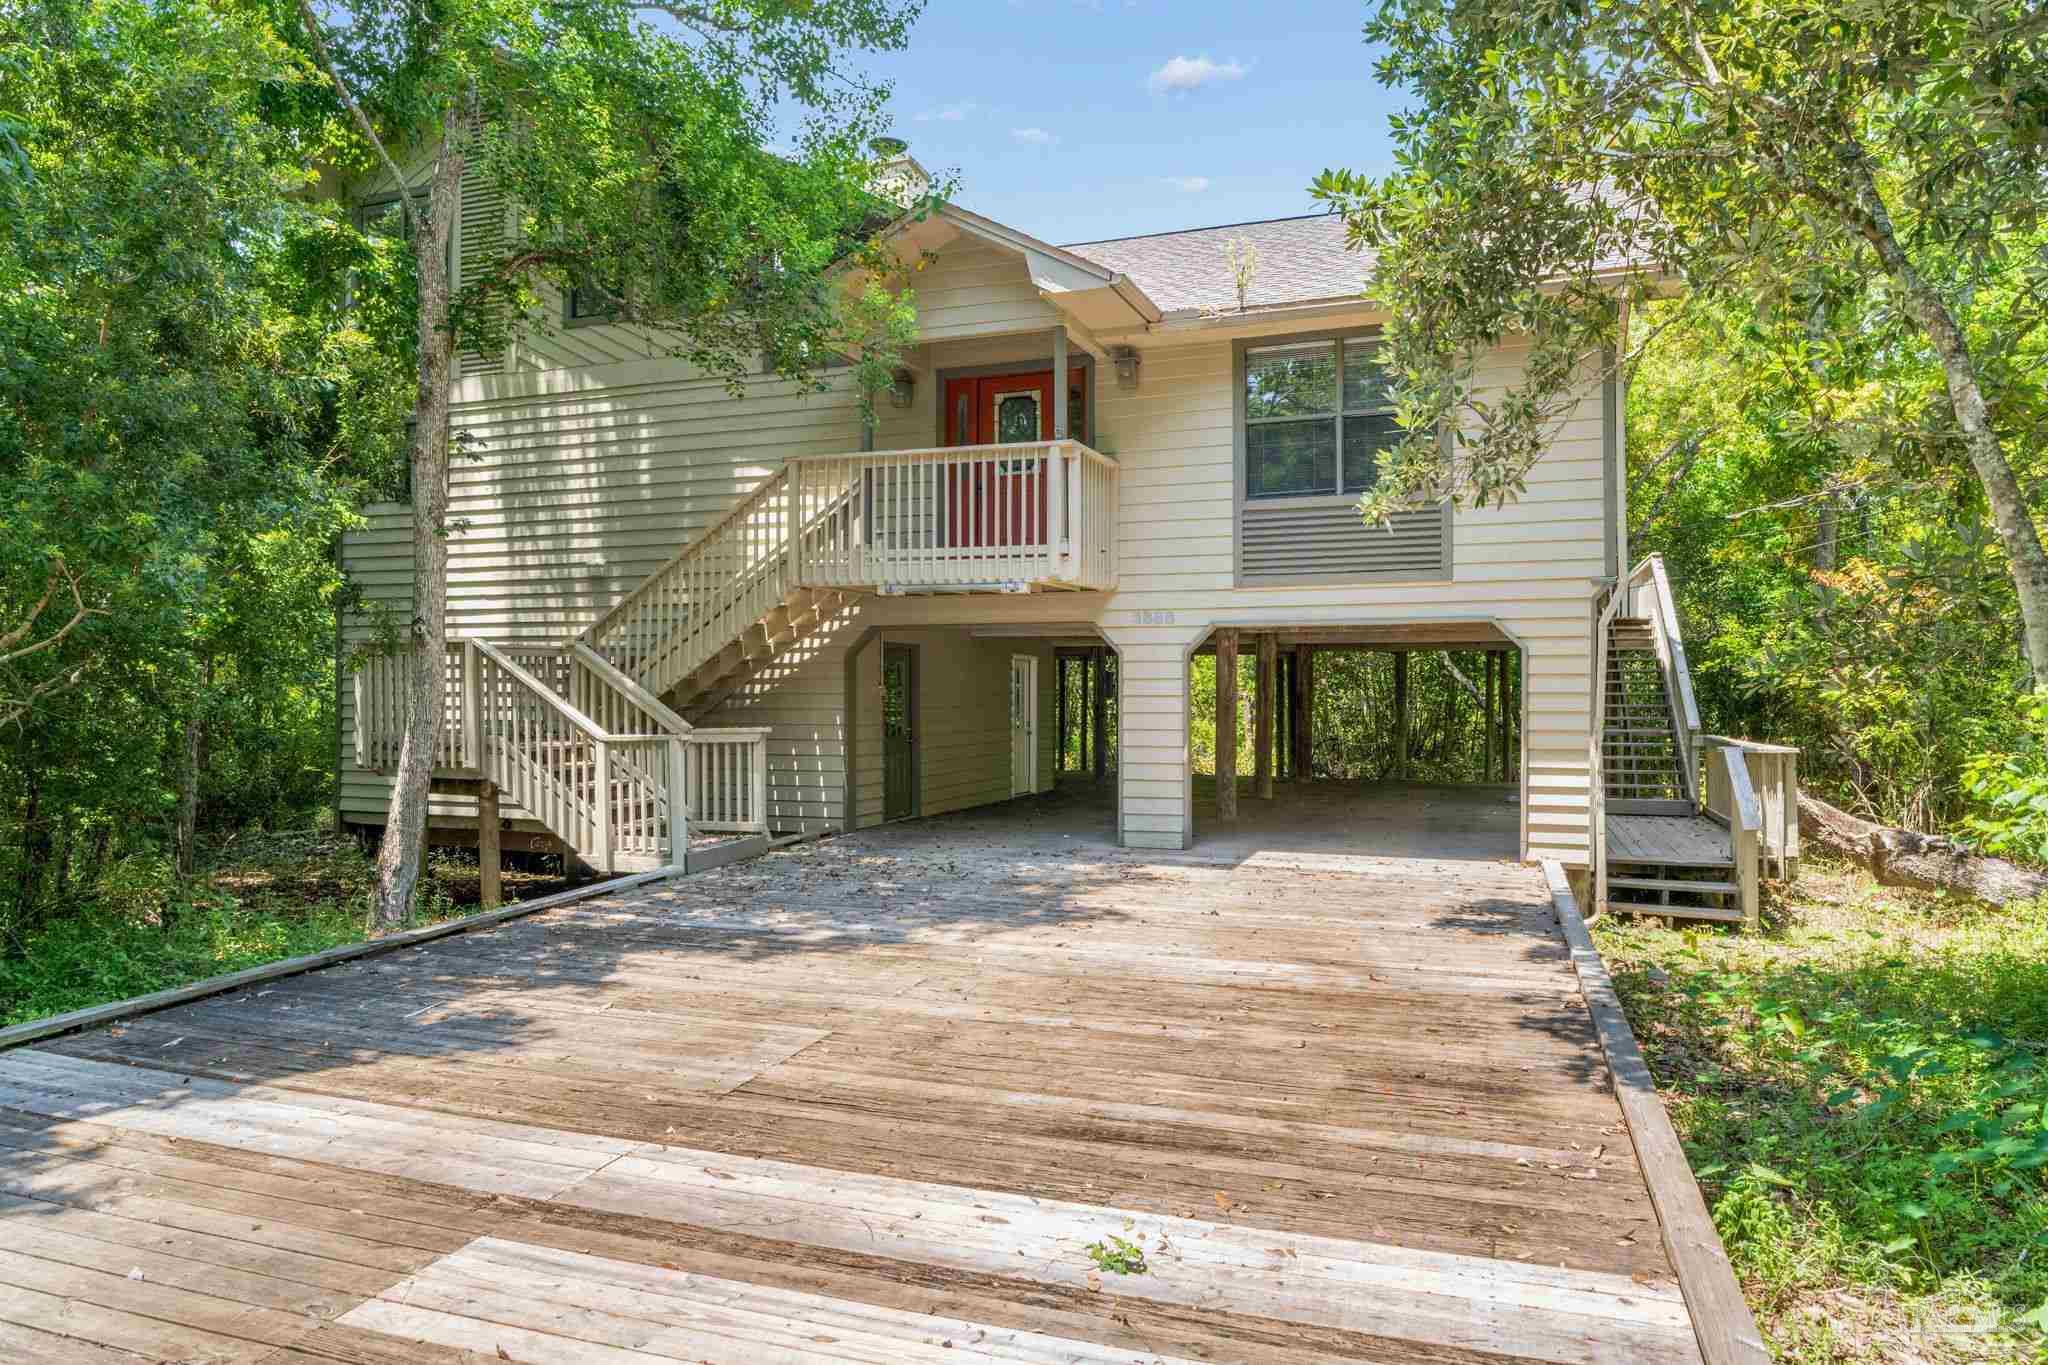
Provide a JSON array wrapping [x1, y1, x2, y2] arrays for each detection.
[[940, 369, 1084, 550]]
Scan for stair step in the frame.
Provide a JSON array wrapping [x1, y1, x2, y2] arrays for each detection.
[[1609, 875, 1739, 895], [1606, 900, 1747, 924]]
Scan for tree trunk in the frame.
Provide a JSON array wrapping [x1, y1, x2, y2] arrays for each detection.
[[372, 122, 465, 932], [14, 763, 48, 922], [174, 705, 202, 880], [1847, 158, 2048, 686], [1799, 793, 2048, 906], [174, 655, 208, 881]]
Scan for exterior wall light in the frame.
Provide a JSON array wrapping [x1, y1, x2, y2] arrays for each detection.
[[1111, 346, 1141, 391], [887, 368, 916, 409]]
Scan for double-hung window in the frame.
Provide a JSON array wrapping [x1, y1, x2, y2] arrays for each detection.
[[1243, 334, 1400, 499]]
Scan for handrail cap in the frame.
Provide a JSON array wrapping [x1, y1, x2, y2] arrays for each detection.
[[1700, 734, 1800, 755]]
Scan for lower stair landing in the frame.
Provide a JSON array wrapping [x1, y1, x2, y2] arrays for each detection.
[[1606, 813, 1744, 923]]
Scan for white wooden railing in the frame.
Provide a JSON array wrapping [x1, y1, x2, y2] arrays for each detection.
[[789, 441, 1118, 592], [1700, 744, 1765, 929], [583, 469, 796, 701], [353, 643, 475, 773], [1702, 736, 1801, 881], [351, 639, 772, 867], [686, 727, 772, 832], [1592, 573, 1622, 913]]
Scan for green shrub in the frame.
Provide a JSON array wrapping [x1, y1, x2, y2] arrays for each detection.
[[1962, 691, 2048, 865]]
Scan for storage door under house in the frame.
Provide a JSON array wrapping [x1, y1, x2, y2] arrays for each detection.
[[883, 645, 916, 821], [1009, 654, 1039, 797]]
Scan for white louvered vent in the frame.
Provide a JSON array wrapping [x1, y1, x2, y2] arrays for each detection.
[[1240, 502, 1450, 584]]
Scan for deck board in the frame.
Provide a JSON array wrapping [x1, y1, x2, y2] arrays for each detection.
[[1608, 815, 1733, 866], [0, 787, 1715, 1363]]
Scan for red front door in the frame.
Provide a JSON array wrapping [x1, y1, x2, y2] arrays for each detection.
[[941, 369, 1081, 548]]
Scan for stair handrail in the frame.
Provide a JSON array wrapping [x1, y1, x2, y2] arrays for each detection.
[[472, 638, 614, 739], [568, 640, 691, 735], [1700, 744, 1764, 929], [1641, 554, 1702, 758], [582, 467, 794, 696], [1613, 554, 1702, 809], [1701, 734, 1801, 882], [1592, 576, 1623, 913], [468, 638, 688, 870], [583, 467, 788, 646]]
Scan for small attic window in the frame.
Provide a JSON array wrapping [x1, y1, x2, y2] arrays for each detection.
[[564, 280, 619, 328]]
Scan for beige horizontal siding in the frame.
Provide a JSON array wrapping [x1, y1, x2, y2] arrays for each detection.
[[1081, 332, 1608, 861], [912, 246, 1059, 340], [337, 363, 865, 829], [840, 627, 1055, 831], [338, 233, 1613, 867]]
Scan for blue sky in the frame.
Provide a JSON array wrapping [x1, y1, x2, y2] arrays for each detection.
[[861, 2, 1403, 245]]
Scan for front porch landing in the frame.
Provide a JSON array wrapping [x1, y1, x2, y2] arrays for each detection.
[[0, 807, 1732, 1363]]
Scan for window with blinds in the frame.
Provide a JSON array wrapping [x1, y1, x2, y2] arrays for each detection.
[[1237, 332, 1450, 584]]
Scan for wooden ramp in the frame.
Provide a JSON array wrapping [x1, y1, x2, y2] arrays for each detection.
[[0, 813, 1742, 1363]]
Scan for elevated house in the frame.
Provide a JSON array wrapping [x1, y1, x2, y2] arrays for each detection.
[[341, 160, 1799, 922]]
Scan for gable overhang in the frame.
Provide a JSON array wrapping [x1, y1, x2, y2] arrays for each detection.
[[875, 202, 1164, 335]]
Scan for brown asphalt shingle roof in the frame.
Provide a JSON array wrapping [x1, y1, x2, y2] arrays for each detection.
[[1062, 213, 1371, 315]]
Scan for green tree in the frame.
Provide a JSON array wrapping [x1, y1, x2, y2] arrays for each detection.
[[284, 0, 925, 926], [1628, 292, 2033, 831], [1312, 0, 2048, 683], [0, 0, 364, 919]]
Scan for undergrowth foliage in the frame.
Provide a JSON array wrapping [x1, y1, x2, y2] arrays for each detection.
[[0, 832, 544, 1026], [1597, 876, 2048, 1354]]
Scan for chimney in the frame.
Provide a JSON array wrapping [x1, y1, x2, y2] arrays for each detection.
[[869, 137, 930, 208]]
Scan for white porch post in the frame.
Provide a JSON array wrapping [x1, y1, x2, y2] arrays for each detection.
[[1051, 326, 1069, 438], [461, 638, 482, 772], [592, 739, 612, 873], [1051, 326, 1073, 579], [668, 736, 689, 866]]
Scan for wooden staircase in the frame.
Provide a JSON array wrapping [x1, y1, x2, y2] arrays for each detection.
[[1597, 563, 1749, 924], [574, 467, 860, 724], [672, 586, 854, 722], [1602, 620, 1690, 813], [357, 441, 1120, 873]]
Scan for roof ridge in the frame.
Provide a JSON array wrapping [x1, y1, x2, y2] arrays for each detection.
[[1060, 211, 1334, 249]]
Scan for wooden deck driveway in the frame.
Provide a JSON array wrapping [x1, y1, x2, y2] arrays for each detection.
[[0, 790, 1718, 1364]]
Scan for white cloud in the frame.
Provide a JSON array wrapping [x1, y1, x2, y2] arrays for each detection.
[[1163, 175, 1211, 192], [1011, 127, 1057, 146], [915, 102, 976, 123], [1147, 55, 1247, 94]]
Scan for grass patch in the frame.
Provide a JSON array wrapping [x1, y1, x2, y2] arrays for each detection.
[[0, 829, 573, 1028], [1594, 859, 2048, 1362]]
